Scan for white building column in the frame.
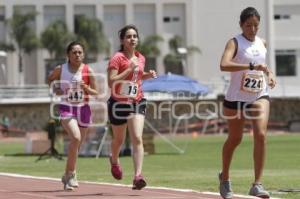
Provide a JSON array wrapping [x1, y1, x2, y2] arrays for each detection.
[[266, 0, 276, 74], [96, 3, 104, 63], [5, 4, 18, 85], [125, 3, 133, 24], [66, 3, 74, 33], [155, 2, 165, 75], [96, 3, 103, 20], [35, 4, 46, 84]]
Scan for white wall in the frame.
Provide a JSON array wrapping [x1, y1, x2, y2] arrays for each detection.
[[189, 0, 268, 84], [1, 0, 299, 97]]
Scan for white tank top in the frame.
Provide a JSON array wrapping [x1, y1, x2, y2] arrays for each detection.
[[225, 34, 268, 102], [60, 63, 85, 104]]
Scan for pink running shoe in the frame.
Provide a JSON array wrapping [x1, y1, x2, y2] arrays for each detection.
[[109, 156, 122, 180], [132, 175, 147, 190]]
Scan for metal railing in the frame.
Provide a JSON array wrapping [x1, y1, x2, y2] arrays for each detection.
[[0, 85, 50, 99]]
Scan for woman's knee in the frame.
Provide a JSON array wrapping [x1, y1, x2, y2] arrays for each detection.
[[113, 136, 125, 146], [70, 134, 81, 144], [131, 135, 143, 146], [254, 131, 267, 144], [227, 135, 243, 146]]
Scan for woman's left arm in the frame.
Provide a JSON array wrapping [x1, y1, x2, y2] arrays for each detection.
[[142, 70, 157, 80], [81, 68, 99, 95], [266, 69, 276, 89], [262, 39, 277, 89]]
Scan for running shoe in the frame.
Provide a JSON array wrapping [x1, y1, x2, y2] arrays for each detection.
[[249, 183, 270, 198], [61, 172, 78, 191], [132, 174, 147, 190], [218, 172, 233, 199], [109, 156, 123, 180]]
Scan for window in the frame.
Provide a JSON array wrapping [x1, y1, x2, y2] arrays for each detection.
[[275, 50, 297, 76], [0, 7, 5, 42], [163, 17, 170, 22], [274, 14, 290, 20], [163, 16, 180, 23], [43, 5, 65, 28], [144, 57, 156, 72]]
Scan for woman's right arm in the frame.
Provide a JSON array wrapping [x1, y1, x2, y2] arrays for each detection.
[[47, 65, 63, 95], [107, 58, 137, 88], [220, 39, 251, 72], [47, 65, 61, 85], [220, 39, 269, 73]]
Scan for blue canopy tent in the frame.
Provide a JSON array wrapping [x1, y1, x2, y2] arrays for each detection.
[[142, 73, 209, 96]]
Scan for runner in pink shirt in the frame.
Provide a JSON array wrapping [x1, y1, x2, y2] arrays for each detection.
[[107, 24, 157, 190]]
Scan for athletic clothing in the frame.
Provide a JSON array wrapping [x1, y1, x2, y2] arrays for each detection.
[[107, 51, 147, 125], [223, 95, 269, 110], [225, 34, 268, 103], [59, 104, 91, 128], [59, 63, 91, 127], [60, 63, 89, 104], [107, 97, 147, 125], [107, 51, 145, 103]]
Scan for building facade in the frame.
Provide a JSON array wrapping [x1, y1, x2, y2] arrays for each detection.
[[0, 0, 300, 97]]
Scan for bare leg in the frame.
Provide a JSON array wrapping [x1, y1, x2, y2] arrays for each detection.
[[61, 118, 81, 173], [127, 113, 145, 176], [110, 123, 127, 163], [79, 127, 89, 151], [222, 107, 245, 181], [248, 98, 270, 184]]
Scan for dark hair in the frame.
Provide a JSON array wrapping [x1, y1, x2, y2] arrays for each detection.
[[118, 24, 139, 51], [240, 7, 260, 24], [66, 41, 85, 54]]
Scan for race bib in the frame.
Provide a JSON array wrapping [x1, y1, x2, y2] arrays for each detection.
[[67, 88, 84, 103], [119, 81, 138, 98], [241, 73, 264, 93]]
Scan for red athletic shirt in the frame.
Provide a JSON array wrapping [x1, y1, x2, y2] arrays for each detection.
[[107, 51, 145, 103]]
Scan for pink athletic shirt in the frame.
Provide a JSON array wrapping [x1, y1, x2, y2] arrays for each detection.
[[107, 51, 145, 103]]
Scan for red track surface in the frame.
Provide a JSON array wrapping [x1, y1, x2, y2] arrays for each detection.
[[0, 173, 264, 199]]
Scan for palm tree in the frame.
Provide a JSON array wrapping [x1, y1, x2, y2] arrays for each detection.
[[41, 20, 75, 78], [163, 35, 200, 75], [137, 35, 163, 71], [0, 43, 15, 52], [7, 9, 40, 85], [74, 15, 110, 60], [41, 20, 74, 60]]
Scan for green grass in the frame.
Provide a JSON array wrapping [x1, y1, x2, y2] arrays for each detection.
[[0, 134, 300, 199]]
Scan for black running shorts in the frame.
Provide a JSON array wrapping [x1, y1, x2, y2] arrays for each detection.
[[107, 97, 147, 125]]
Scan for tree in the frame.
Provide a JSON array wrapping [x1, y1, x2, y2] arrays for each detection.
[[0, 43, 15, 52], [7, 9, 40, 85], [163, 35, 200, 75], [41, 20, 74, 60], [136, 35, 163, 71], [41, 20, 75, 79], [74, 15, 110, 60]]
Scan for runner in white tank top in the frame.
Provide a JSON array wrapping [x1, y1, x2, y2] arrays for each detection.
[[218, 7, 276, 199], [225, 34, 268, 102], [47, 41, 98, 191], [60, 63, 86, 105]]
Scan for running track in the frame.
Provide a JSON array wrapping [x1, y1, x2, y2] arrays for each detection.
[[0, 173, 276, 199]]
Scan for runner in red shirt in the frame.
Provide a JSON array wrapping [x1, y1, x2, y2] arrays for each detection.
[[107, 24, 156, 190]]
